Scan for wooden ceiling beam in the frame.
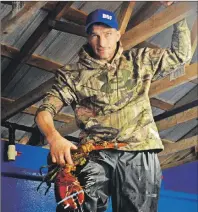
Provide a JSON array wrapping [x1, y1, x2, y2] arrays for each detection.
[[156, 105, 198, 131], [1, 43, 62, 73], [117, 1, 136, 35], [149, 63, 198, 97], [126, 1, 161, 30], [121, 2, 195, 50], [1, 1, 47, 34], [1, 1, 88, 26], [48, 20, 87, 37], [1, 1, 72, 91], [154, 99, 198, 122], [40, 2, 88, 25], [49, 2, 136, 37], [161, 154, 197, 169], [62, 7, 87, 25], [150, 98, 174, 111], [158, 135, 198, 156]]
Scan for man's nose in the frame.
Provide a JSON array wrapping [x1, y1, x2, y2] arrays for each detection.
[[99, 36, 106, 47]]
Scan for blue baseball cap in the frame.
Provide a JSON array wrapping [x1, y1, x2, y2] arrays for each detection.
[[85, 9, 119, 33]]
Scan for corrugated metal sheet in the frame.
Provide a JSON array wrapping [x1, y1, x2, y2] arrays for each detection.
[[159, 119, 197, 142], [156, 83, 196, 105], [1, 4, 47, 49]]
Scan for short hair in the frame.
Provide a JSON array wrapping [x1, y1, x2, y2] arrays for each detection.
[[87, 22, 112, 35]]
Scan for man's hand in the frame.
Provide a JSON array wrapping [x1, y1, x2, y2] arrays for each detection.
[[46, 130, 77, 165]]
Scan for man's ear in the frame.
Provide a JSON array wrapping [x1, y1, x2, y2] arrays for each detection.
[[116, 30, 121, 42]]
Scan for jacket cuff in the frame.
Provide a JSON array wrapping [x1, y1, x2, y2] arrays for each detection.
[[173, 18, 189, 32]]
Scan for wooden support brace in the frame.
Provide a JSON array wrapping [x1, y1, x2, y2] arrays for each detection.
[[121, 2, 195, 50]]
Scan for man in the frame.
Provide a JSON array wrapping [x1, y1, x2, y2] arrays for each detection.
[[36, 6, 191, 212]]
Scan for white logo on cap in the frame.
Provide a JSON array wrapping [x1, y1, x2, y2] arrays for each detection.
[[102, 13, 112, 20]]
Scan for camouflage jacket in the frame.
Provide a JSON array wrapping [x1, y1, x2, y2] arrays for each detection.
[[37, 19, 191, 151]]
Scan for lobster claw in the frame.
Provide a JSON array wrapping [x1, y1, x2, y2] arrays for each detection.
[[55, 169, 84, 210]]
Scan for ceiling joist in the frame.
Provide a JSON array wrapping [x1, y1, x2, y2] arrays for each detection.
[[48, 20, 87, 37], [160, 154, 197, 169], [1, 43, 62, 73], [121, 2, 195, 50], [156, 106, 198, 131], [159, 135, 198, 156], [150, 98, 174, 111], [149, 63, 198, 97], [117, 1, 136, 35], [126, 1, 161, 30]]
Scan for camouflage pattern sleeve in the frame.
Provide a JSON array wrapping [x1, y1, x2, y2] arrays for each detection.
[[36, 66, 78, 117], [130, 19, 191, 81], [152, 18, 191, 80], [36, 95, 64, 117]]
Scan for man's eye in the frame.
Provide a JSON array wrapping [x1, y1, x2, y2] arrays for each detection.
[[91, 34, 97, 38], [106, 32, 112, 36]]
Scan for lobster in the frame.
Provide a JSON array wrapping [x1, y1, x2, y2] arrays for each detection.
[[38, 141, 127, 211]]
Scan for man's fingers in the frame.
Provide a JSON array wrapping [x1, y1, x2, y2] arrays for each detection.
[[64, 149, 74, 165], [71, 143, 78, 150], [58, 154, 66, 166], [51, 154, 57, 163]]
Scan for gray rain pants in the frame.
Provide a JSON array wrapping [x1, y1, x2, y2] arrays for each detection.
[[57, 149, 162, 212]]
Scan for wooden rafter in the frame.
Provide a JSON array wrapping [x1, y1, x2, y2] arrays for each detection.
[[160, 154, 197, 169], [48, 20, 87, 37], [154, 99, 198, 122], [160, 148, 195, 167], [121, 2, 195, 50], [159, 136, 198, 156], [117, 1, 136, 35], [126, 1, 161, 30], [156, 106, 198, 131], [150, 98, 173, 111], [1, 1, 88, 25], [1, 1, 72, 91], [149, 63, 198, 97], [1, 44, 62, 73], [43, 3, 88, 25]]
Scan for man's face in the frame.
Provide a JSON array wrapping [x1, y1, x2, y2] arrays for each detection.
[[88, 25, 121, 62]]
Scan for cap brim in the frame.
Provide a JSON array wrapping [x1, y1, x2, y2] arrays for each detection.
[[85, 21, 116, 33]]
